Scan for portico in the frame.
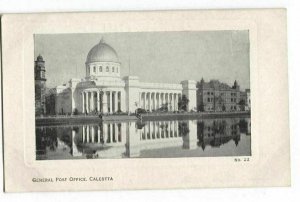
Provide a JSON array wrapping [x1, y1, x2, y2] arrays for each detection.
[[81, 89, 125, 113]]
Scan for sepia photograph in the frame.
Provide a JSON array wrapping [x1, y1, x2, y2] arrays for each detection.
[[34, 31, 251, 160]]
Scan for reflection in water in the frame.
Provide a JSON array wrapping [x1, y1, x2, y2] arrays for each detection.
[[36, 117, 251, 160]]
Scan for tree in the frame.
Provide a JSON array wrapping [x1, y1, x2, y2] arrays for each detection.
[[198, 103, 205, 112], [238, 99, 246, 111], [178, 122, 190, 136], [178, 95, 189, 111], [213, 95, 224, 112], [73, 108, 79, 115]]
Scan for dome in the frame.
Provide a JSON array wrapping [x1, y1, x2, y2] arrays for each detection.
[[37, 54, 44, 61], [86, 39, 119, 63]]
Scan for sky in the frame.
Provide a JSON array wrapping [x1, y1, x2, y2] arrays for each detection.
[[34, 31, 250, 90]]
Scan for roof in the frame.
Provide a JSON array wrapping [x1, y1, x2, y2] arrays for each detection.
[[86, 39, 119, 63]]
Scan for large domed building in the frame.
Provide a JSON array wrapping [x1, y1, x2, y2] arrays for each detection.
[[46, 39, 197, 114]]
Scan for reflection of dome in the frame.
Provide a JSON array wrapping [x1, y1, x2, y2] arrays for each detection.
[[86, 39, 119, 63]]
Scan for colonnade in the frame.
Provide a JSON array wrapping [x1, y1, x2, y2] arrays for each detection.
[[81, 90, 124, 114], [139, 92, 182, 111], [81, 124, 125, 145], [140, 121, 181, 141]]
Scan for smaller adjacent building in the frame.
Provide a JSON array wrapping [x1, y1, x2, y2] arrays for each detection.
[[245, 89, 251, 111], [35, 55, 47, 115], [196, 79, 250, 112]]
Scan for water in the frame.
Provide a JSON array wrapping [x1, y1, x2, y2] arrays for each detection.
[[36, 117, 251, 160]]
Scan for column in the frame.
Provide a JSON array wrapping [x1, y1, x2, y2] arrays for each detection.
[[169, 94, 173, 111], [90, 91, 93, 112], [169, 121, 173, 137], [165, 94, 168, 111], [161, 93, 165, 109], [144, 93, 147, 110], [172, 94, 175, 111], [173, 121, 177, 137], [157, 93, 161, 109], [150, 93, 152, 111], [148, 122, 151, 139], [103, 123, 108, 143], [97, 91, 100, 112], [174, 94, 177, 111], [82, 126, 86, 143], [109, 91, 113, 113], [153, 93, 157, 110], [158, 122, 161, 138], [116, 92, 119, 112], [153, 93, 155, 110], [87, 126, 90, 143], [85, 92, 89, 113], [82, 92, 85, 113], [143, 93, 146, 109], [120, 90, 126, 112], [110, 124, 113, 142], [97, 126, 101, 143], [91, 126, 95, 143], [147, 92, 150, 111], [90, 91, 94, 112], [102, 91, 108, 113], [114, 91, 118, 112], [152, 121, 156, 139], [155, 122, 159, 138], [149, 93, 152, 111], [121, 123, 126, 143]]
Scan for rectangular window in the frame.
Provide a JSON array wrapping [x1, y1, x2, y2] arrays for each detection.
[[112, 67, 114, 72], [106, 66, 109, 72], [99, 66, 102, 72], [93, 66, 96, 73]]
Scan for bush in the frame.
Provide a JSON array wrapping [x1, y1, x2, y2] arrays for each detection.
[[73, 108, 79, 115]]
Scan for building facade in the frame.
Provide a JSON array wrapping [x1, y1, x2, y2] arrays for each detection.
[[44, 39, 197, 115], [35, 55, 47, 115], [196, 79, 247, 112], [245, 89, 251, 111]]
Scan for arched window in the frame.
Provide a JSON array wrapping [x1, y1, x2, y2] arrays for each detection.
[[93, 66, 96, 73], [99, 66, 102, 72], [106, 66, 109, 72]]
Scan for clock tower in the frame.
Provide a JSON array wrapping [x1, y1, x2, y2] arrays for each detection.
[[35, 55, 47, 115]]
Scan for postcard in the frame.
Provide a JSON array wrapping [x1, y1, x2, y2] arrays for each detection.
[[1, 9, 290, 192]]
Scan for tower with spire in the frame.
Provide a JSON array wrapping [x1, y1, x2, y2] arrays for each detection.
[[232, 80, 240, 91], [35, 54, 47, 115]]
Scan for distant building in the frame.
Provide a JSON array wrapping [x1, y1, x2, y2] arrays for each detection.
[[196, 79, 244, 112], [35, 55, 47, 115], [245, 89, 251, 111]]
